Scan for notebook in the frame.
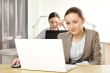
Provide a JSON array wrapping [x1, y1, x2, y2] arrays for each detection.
[[45, 30, 67, 39], [15, 39, 77, 72]]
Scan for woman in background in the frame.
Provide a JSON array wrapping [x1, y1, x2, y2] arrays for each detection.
[[36, 12, 66, 39], [58, 7, 101, 65]]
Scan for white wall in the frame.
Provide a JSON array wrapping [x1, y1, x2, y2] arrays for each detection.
[[28, 0, 39, 38], [28, 0, 110, 42], [28, 0, 49, 38]]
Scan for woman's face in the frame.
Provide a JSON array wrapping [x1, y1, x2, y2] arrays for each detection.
[[65, 13, 84, 35], [49, 17, 60, 30]]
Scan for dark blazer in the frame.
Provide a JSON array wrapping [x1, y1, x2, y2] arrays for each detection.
[[57, 28, 101, 65]]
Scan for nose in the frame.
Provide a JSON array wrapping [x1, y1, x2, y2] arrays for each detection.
[[70, 23, 74, 27], [52, 22, 57, 26], [69, 23, 75, 29]]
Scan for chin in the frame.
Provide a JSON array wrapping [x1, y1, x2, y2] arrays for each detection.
[[71, 31, 78, 35]]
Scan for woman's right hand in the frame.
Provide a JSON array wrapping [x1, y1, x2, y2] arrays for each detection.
[[12, 58, 20, 65], [59, 19, 66, 30]]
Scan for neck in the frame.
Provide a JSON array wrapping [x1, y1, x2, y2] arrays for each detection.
[[72, 28, 85, 42], [50, 28, 59, 30]]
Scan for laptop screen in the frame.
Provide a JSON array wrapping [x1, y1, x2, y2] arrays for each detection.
[[45, 30, 67, 39]]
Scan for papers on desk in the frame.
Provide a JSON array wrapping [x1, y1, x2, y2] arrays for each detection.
[[66, 64, 77, 71], [76, 61, 89, 65]]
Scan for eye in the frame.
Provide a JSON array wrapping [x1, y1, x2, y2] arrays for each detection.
[[50, 21, 53, 24], [55, 22, 58, 24], [72, 21, 78, 24], [66, 23, 69, 25], [66, 22, 70, 25]]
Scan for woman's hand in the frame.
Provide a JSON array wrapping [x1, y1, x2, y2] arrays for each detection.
[[59, 19, 66, 30], [12, 58, 20, 65]]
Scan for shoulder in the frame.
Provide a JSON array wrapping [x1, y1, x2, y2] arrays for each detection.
[[35, 28, 49, 39], [85, 28, 100, 41], [85, 28, 99, 36], [40, 28, 50, 33], [57, 31, 70, 39]]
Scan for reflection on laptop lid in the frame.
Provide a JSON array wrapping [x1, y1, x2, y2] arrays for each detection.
[[15, 39, 77, 72], [45, 30, 67, 39]]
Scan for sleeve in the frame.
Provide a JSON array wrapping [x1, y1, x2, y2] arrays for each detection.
[[57, 32, 64, 39], [57, 33, 62, 39], [89, 32, 102, 65], [35, 29, 46, 39]]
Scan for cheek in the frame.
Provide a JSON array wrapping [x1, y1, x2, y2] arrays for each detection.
[[49, 22, 52, 25], [67, 25, 81, 33], [53, 23, 58, 27], [67, 25, 71, 30], [67, 24, 77, 30], [49, 23, 52, 26], [56, 23, 59, 25]]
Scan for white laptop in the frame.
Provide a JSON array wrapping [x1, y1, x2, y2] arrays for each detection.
[[15, 39, 77, 72]]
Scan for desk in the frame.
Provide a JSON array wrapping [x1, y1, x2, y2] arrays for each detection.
[[0, 64, 110, 73]]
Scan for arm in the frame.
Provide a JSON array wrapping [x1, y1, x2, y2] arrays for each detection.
[[89, 32, 101, 65], [35, 29, 46, 39]]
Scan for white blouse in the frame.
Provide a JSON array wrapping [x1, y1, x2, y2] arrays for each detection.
[[70, 34, 87, 64]]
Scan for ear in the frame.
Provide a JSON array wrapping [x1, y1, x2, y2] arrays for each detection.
[[82, 17, 85, 24]]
